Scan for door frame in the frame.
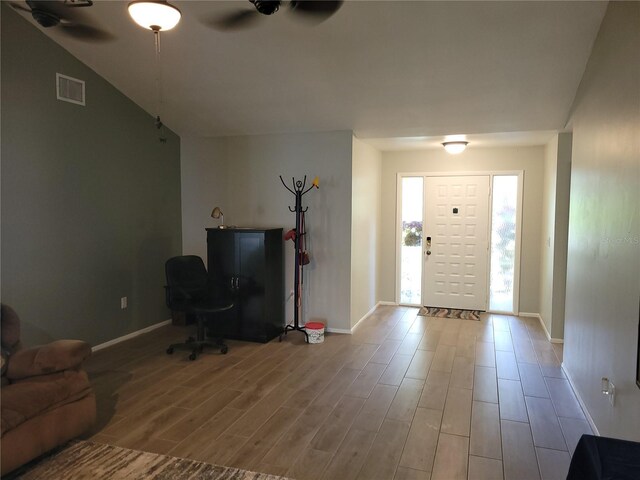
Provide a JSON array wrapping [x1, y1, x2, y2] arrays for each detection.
[[395, 170, 524, 314]]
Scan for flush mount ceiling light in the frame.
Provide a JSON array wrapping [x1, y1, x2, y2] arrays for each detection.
[[442, 141, 469, 154], [128, 1, 181, 31]]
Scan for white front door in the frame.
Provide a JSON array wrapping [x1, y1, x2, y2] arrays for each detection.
[[423, 175, 490, 310]]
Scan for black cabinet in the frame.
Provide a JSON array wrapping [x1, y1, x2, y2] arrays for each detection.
[[206, 228, 284, 343]]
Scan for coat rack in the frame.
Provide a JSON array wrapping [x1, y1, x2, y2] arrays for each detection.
[[279, 175, 318, 342]]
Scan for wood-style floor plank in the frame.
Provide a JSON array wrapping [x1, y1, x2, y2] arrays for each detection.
[[86, 307, 586, 480], [399, 407, 442, 472], [356, 419, 411, 480], [431, 433, 469, 480], [320, 428, 377, 480], [501, 420, 541, 480]]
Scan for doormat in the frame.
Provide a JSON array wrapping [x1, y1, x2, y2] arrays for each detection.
[[417, 306, 482, 321], [6, 440, 291, 480]]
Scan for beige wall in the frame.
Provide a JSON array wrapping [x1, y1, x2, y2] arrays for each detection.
[[351, 137, 382, 327], [540, 136, 558, 336], [564, 2, 640, 439], [181, 131, 354, 332], [551, 134, 572, 339], [539, 133, 572, 340], [181, 136, 229, 260], [379, 147, 545, 313]]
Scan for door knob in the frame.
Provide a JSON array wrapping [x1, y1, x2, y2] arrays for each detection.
[[426, 250, 431, 256]]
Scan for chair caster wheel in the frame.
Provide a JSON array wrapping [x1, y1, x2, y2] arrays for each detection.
[[166, 347, 174, 355], [220, 346, 228, 355], [188, 352, 197, 361]]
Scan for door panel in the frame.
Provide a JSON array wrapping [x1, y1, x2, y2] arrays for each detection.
[[424, 176, 490, 310], [206, 229, 238, 336], [237, 233, 265, 337]]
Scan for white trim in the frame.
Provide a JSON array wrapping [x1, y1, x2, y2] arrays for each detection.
[[395, 174, 404, 304], [378, 301, 398, 306], [562, 362, 600, 436], [351, 301, 381, 332], [333, 301, 400, 335], [92, 319, 172, 352], [519, 312, 564, 343], [513, 172, 524, 314], [397, 170, 524, 313], [326, 327, 352, 334], [56, 73, 86, 106], [397, 170, 522, 178]]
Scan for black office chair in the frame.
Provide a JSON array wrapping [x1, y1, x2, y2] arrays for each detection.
[[164, 255, 233, 360]]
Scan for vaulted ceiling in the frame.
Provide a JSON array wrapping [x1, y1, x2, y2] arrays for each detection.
[[12, 1, 607, 143]]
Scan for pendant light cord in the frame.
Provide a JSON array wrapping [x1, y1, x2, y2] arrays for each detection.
[[154, 29, 167, 143]]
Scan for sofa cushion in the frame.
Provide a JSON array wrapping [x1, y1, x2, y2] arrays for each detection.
[[6, 340, 92, 380], [1, 369, 92, 436]]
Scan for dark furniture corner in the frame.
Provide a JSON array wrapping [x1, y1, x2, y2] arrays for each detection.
[[165, 255, 234, 360], [567, 434, 640, 480], [206, 227, 284, 343]]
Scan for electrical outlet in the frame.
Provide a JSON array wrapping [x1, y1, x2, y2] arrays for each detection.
[[120, 297, 128, 309], [601, 377, 616, 406]]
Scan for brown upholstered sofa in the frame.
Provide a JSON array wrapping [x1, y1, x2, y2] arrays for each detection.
[[0, 304, 96, 475]]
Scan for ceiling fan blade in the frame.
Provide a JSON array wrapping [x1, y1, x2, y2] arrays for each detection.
[[60, 23, 114, 42], [289, 0, 342, 19], [202, 10, 261, 31]]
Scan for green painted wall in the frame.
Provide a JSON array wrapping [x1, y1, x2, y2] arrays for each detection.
[[1, 5, 182, 347]]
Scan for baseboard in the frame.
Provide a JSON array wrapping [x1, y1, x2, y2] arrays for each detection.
[[92, 319, 172, 352], [350, 301, 383, 333], [328, 301, 399, 335], [325, 327, 352, 334], [519, 311, 564, 344], [562, 362, 600, 436], [378, 301, 398, 306]]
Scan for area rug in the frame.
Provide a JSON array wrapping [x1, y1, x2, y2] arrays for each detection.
[[417, 306, 482, 320], [7, 441, 291, 480]]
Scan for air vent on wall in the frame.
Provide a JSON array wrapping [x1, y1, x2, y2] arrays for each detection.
[[56, 73, 85, 106]]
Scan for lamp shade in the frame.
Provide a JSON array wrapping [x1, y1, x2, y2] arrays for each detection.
[[211, 207, 223, 219], [442, 141, 468, 154], [128, 1, 181, 31]]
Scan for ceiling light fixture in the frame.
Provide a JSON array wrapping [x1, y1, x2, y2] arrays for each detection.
[[128, 1, 181, 32], [128, 1, 181, 143], [442, 141, 469, 154]]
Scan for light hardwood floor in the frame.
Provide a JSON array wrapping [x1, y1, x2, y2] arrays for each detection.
[[85, 306, 592, 480]]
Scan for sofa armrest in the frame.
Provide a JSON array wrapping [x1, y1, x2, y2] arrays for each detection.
[[6, 340, 92, 380]]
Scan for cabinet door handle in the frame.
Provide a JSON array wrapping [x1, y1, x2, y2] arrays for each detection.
[[234, 277, 239, 289], [230, 277, 235, 289]]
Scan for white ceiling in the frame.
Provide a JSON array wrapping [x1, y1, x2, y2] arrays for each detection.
[[13, 1, 607, 146]]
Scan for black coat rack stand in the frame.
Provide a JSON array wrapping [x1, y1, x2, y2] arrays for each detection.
[[279, 175, 317, 343]]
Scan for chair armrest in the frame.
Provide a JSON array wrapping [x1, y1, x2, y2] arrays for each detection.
[[6, 340, 92, 380]]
